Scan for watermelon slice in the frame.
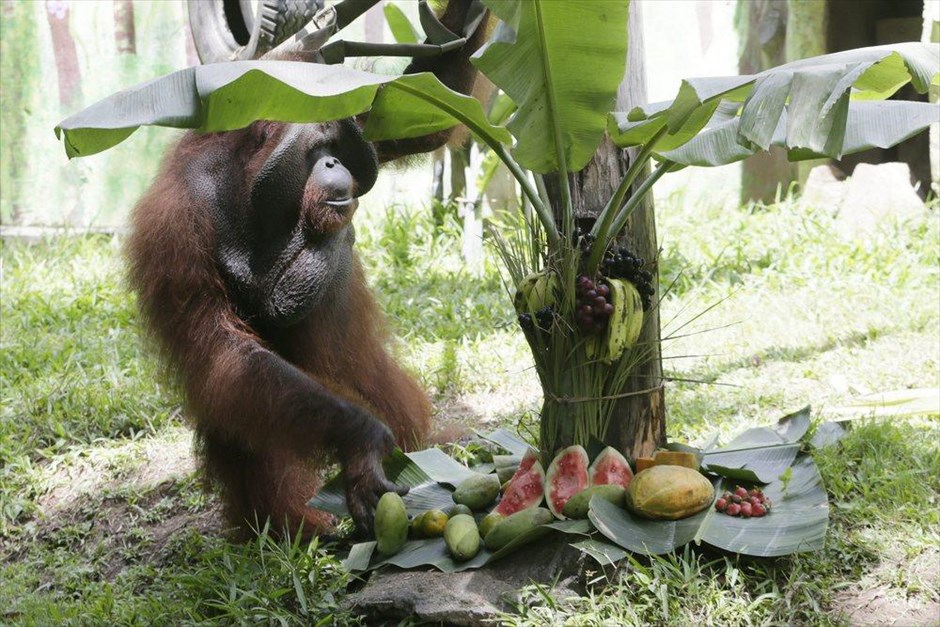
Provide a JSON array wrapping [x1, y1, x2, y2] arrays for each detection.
[[494, 449, 545, 516], [544, 445, 590, 519], [589, 446, 634, 489]]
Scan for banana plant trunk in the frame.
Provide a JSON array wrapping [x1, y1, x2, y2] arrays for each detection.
[[542, 0, 665, 461]]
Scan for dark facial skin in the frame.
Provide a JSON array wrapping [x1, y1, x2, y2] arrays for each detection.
[[211, 119, 378, 328]]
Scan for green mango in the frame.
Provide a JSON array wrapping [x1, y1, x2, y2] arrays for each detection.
[[452, 473, 500, 511], [477, 511, 503, 539], [374, 492, 408, 556], [448, 504, 473, 518], [483, 507, 553, 552], [561, 485, 626, 519], [444, 514, 481, 562]]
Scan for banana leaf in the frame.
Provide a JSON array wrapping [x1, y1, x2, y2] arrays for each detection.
[[611, 42, 940, 163], [383, 2, 421, 44], [829, 387, 940, 418], [589, 455, 827, 557], [54, 61, 509, 159], [309, 429, 518, 516], [308, 448, 467, 517], [343, 519, 592, 573], [476, 427, 533, 456], [701, 406, 809, 483], [470, 0, 629, 173]]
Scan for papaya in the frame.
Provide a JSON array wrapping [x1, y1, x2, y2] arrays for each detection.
[[453, 473, 501, 511], [374, 492, 409, 556], [478, 511, 503, 539], [484, 507, 553, 552], [561, 485, 625, 519], [653, 450, 699, 470], [625, 466, 714, 520], [444, 514, 481, 562], [634, 456, 655, 473]]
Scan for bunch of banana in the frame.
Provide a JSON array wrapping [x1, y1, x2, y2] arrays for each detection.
[[586, 278, 644, 364], [513, 271, 560, 315]]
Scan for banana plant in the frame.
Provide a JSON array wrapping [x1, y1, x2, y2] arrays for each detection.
[[55, 0, 940, 454]]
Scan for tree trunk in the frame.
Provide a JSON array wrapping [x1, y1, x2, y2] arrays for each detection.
[[113, 0, 136, 55], [786, 0, 828, 186], [0, 0, 39, 224], [736, 0, 796, 204], [544, 0, 665, 461], [45, 0, 82, 109]]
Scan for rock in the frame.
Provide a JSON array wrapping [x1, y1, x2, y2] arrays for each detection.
[[837, 162, 926, 236], [801, 164, 847, 212], [802, 162, 927, 237], [343, 541, 598, 625]]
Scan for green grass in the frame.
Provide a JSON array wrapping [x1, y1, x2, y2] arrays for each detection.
[[1, 192, 937, 624]]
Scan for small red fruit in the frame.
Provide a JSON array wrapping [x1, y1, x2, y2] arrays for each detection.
[[715, 498, 728, 511], [752, 504, 766, 517], [731, 494, 742, 504], [739, 502, 753, 518], [726, 503, 741, 516], [734, 486, 748, 499], [749, 496, 762, 507]]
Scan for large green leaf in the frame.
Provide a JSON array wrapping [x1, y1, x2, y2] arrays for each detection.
[[589, 455, 827, 557], [701, 406, 810, 483], [613, 43, 940, 162], [362, 72, 511, 146], [308, 449, 457, 517], [55, 61, 509, 159], [659, 100, 939, 167], [383, 2, 420, 44], [471, 0, 629, 173], [345, 519, 592, 573]]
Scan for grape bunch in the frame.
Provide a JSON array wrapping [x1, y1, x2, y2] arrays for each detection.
[[601, 246, 655, 311], [714, 486, 772, 518], [575, 275, 614, 334], [518, 307, 555, 336]]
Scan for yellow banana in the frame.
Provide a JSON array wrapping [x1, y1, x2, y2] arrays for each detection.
[[604, 279, 644, 363], [514, 271, 560, 315], [527, 273, 560, 313], [513, 272, 542, 314]]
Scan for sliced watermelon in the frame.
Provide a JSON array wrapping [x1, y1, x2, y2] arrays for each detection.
[[589, 446, 634, 489], [544, 445, 590, 519], [494, 449, 545, 516]]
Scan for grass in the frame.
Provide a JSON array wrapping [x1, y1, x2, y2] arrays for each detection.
[[1, 190, 938, 624]]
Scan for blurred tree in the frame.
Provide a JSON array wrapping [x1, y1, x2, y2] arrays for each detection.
[[735, 0, 796, 204], [45, 0, 82, 108], [1, 0, 39, 224], [113, 0, 136, 55]]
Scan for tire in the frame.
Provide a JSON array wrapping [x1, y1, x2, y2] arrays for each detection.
[[188, 0, 324, 63]]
